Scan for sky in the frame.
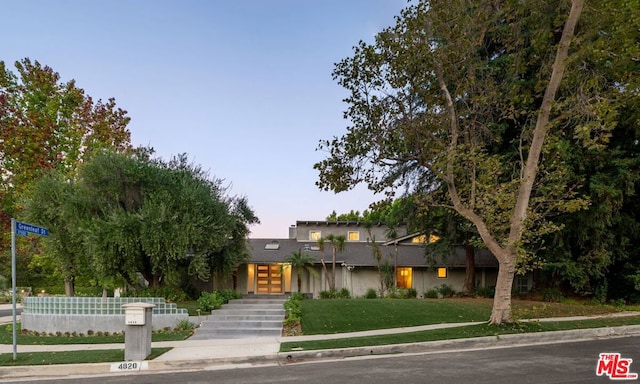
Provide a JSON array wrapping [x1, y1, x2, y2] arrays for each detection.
[[1, 0, 409, 239]]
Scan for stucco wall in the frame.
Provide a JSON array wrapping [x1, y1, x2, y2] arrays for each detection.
[[21, 313, 188, 334]]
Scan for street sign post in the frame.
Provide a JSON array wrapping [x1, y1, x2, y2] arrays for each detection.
[[11, 219, 48, 361]]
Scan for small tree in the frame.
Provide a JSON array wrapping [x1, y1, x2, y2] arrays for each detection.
[[319, 234, 346, 292], [284, 250, 318, 293]]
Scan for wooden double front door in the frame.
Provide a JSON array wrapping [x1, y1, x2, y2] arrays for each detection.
[[256, 264, 283, 294]]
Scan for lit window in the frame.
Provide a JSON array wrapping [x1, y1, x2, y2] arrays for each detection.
[[429, 234, 441, 243], [397, 267, 413, 288], [348, 231, 359, 241], [309, 231, 321, 241], [437, 267, 448, 279], [412, 234, 427, 243]]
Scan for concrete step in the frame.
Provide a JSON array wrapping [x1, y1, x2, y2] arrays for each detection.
[[231, 299, 287, 305], [209, 309, 285, 317], [222, 303, 284, 310], [206, 314, 284, 321], [202, 320, 283, 328], [189, 328, 283, 339], [191, 295, 286, 340]]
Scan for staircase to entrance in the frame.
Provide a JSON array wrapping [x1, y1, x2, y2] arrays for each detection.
[[191, 295, 286, 339]]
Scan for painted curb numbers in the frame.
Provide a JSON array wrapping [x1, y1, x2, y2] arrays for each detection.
[[110, 361, 149, 372]]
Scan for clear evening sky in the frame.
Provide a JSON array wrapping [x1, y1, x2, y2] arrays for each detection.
[[2, 0, 408, 238]]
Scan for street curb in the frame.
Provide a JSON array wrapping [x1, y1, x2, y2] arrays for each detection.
[[1, 325, 640, 380], [276, 325, 640, 363]]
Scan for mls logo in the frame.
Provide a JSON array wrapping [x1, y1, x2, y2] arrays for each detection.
[[596, 353, 638, 380]]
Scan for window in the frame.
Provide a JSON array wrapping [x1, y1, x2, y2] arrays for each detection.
[[514, 275, 530, 293], [264, 240, 279, 250], [348, 231, 360, 241], [397, 267, 413, 289], [309, 231, 321, 241], [437, 267, 448, 279], [411, 234, 427, 244]]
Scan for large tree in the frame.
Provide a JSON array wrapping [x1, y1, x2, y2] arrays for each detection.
[[315, 0, 638, 323], [25, 150, 258, 294], [0, 58, 131, 281]]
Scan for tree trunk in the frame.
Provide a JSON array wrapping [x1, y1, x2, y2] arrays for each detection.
[[489, 255, 517, 324], [64, 276, 75, 297], [331, 248, 336, 291], [463, 237, 475, 293]]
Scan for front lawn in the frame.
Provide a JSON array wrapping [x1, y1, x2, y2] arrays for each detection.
[[299, 297, 631, 335]]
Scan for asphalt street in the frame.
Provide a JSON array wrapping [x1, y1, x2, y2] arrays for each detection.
[[12, 335, 640, 384]]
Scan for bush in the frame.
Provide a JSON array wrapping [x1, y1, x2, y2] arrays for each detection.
[[319, 289, 351, 299], [543, 288, 564, 303], [475, 286, 495, 298], [424, 289, 439, 299], [174, 319, 196, 332], [406, 288, 418, 298], [364, 288, 378, 299], [218, 289, 242, 303], [289, 292, 305, 301], [438, 284, 456, 298], [197, 291, 225, 311], [283, 295, 303, 325], [121, 286, 190, 302]]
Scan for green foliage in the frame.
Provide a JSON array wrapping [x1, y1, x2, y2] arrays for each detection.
[[319, 289, 351, 299], [197, 291, 225, 312], [196, 290, 241, 312], [121, 287, 190, 302], [475, 286, 495, 299], [313, 0, 639, 322], [437, 284, 456, 298], [424, 289, 439, 299], [283, 295, 303, 327], [173, 319, 196, 332], [217, 289, 242, 303], [284, 250, 318, 293], [364, 288, 378, 299], [23, 150, 258, 293], [542, 288, 564, 303]]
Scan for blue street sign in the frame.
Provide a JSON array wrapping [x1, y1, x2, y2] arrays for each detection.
[[15, 221, 49, 237]]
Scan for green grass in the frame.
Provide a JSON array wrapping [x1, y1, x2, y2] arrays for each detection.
[[0, 324, 193, 345], [299, 297, 631, 335], [300, 298, 491, 334], [280, 315, 640, 352], [0, 347, 171, 366]]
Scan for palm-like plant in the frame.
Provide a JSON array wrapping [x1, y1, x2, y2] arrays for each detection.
[[284, 250, 318, 293], [325, 234, 346, 291]]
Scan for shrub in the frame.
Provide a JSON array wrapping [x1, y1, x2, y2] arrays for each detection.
[[438, 284, 456, 298], [424, 289, 439, 299], [475, 286, 495, 298], [543, 288, 563, 303], [364, 288, 378, 299], [319, 289, 351, 299], [283, 295, 303, 325], [289, 292, 305, 301], [197, 291, 225, 311], [174, 319, 196, 331], [218, 289, 242, 303], [406, 288, 418, 298]]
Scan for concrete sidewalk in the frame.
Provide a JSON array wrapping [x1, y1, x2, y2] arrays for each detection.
[[0, 306, 639, 381]]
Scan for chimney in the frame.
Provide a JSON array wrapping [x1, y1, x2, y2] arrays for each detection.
[[289, 225, 297, 239]]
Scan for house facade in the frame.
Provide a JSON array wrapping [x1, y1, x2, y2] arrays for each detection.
[[232, 221, 500, 298]]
